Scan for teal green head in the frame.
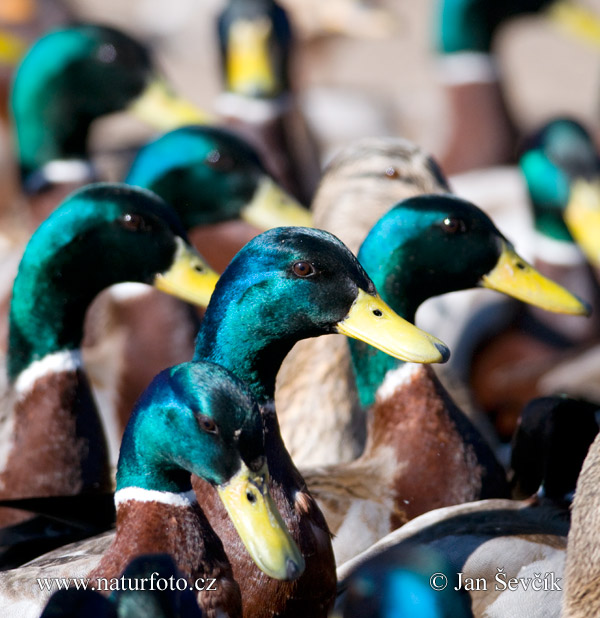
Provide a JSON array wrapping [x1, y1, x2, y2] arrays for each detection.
[[125, 125, 311, 230], [358, 194, 589, 320], [519, 118, 600, 266], [194, 226, 449, 403], [11, 23, 210, 191], [8, 183, 219, 380], [351, 194, 590, 407], [117, 361, 304, 581]]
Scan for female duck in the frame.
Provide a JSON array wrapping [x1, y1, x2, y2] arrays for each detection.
[[0, 361, 303, 618], [0, 183, 217, 526], [192, 225, 449, 618]]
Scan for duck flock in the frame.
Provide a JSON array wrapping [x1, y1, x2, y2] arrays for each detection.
[[0, 0, 598, 617]]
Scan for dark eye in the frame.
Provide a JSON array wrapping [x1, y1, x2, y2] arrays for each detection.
[[205, 149, 235, 172], [197, 415, 218, 434], [292, 261, 316, 278], [117, 213, 154, 232], [96, 43, 117, 64], [384, 166, 399, 179], [441, 217, 467, 234]]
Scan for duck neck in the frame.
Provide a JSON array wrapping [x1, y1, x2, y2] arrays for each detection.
[[348, 268, 419, 409], [8, 247, 108, 381], [194, 286, 299, 406]]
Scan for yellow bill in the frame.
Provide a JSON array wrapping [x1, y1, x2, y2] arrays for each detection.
[[129, 77, 215, 130], [482, 240, 590, 315], [242, 177, 312, 229], [336, 289, 450, 364], [154, 237, 219, 307], [564, 179, 600, 268], [226, 17, 278, 96], [217, 461, 304, 581]]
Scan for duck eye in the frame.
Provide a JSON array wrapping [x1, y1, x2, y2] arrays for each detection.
[[205, 149, 235, 172], [197, 415, 218, 434], [118, 213, 154, 233], [384, 166, 399, 179], [292, 261, 316, 278], [441, 217, 466, 234], [96, 43, 117, 64]]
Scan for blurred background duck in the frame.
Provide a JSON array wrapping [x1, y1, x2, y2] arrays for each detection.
[[215, 0, 320, 204], [0, 361, 304, 618], [468, 117, 600, 441], [7, 22, 210, 230], [190, 226, 448, 618], [0, 183, 217, 533], [40, 553, 204, 618]]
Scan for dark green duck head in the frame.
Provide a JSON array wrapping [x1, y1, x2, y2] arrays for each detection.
[[351, 194, 590, 406], [117, 361, 304, 581], [11, 23, 210, 192], [520, 117, 600, 267], [193, 226, 449, 404], [218, 0, 292, 98], [124, 125, 311, 230], [8, 183, 219, 381]]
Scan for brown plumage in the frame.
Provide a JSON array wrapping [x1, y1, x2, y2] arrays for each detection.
[[89, 498, 241, 618]]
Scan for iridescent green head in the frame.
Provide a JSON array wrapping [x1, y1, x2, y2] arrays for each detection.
[[117, 360, 305, 581], [194, 226, 449, 403], [8, 183, 218, 380], [125, 125, 310, 229], [351, 194, 589, 407], [519, 117, 600, 243], [12, 24, 152, 185], [12, 24, 209, 191]]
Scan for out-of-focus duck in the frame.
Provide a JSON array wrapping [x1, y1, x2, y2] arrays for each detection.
[[10, 22, 210, 227], [215, 0, 320, 204], [191, 226, 449, 618], [0, 361, 304, 618], [299, 194, 588, 564], [40, 553, 203, 618], [0, 183, 217, 533], [470, 117, 600, 440], [276, 137, 451, 467]]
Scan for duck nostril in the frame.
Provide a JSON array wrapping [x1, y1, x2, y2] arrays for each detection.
[[515, 262, 526, 270], [373, 309, 383, 317], [246, 490, 257, 504]]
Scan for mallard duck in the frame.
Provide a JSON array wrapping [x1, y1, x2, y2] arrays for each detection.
[[276, 137, 451, 467], [215, 0, 320, 204], [87, 124, 311, 463], [40, 554, 203, 617], [0, 182, 218, 531], [191, 225, 450, 618], [510, 395, 599, 506], [336, 396, 600, 617], [10, 22, 210, 226], [333, 544, 471, 618], [298, 193, 588, 565], [470, 117, 600, 440], [0, 361, 303, 618]]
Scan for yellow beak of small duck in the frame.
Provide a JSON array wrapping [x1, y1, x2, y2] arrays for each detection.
[[564, 179, 600, 269]]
